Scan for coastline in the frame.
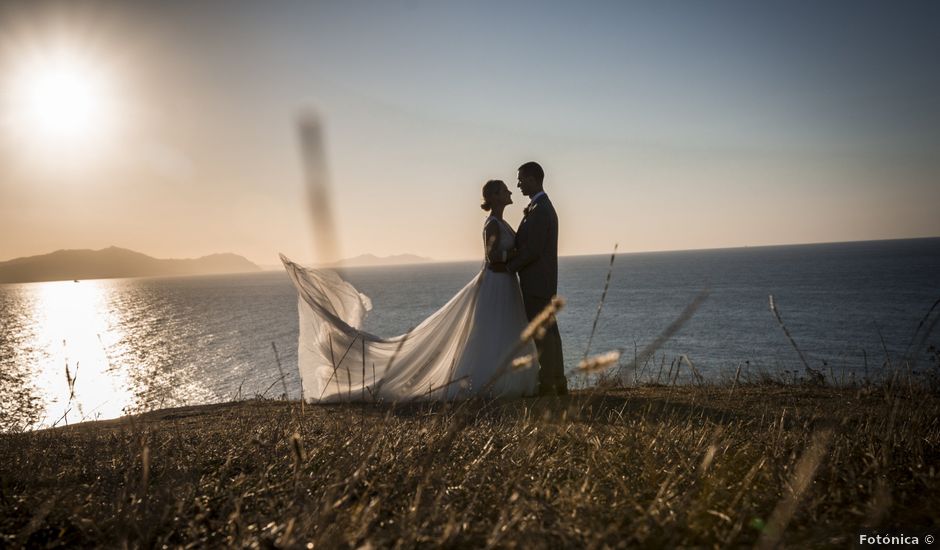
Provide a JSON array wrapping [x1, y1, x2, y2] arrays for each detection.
[[2, 383, 937, 547]]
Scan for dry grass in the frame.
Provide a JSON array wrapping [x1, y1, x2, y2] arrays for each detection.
[[1, 382, 938, 548]]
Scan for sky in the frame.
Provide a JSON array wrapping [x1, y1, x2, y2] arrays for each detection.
[[0, 0, 938, 266]]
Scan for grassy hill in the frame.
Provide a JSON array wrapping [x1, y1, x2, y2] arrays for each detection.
[[1, 383, 937, 547]]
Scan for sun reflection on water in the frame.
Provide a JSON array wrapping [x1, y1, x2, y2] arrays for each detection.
[[26, 280, 133, 426], [1, 274, 263, 432]]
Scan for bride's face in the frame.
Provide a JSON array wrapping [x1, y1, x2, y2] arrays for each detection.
[[496, 184, 513, 207]]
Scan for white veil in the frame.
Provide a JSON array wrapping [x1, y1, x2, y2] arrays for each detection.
[[280, 254, 487, 402]]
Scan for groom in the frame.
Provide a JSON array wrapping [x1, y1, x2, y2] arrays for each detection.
[[505, 161, 568, 396]]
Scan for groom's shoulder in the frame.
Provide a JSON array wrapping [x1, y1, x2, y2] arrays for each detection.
[[539, 194, 557, 216]]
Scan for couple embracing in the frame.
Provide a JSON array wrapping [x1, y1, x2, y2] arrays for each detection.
[[477, 161, 568, 397], [281, 161, 567, 402]]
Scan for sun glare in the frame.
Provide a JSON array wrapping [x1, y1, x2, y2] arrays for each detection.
[[5, 47, 117, 154], [22, 56, 103, 139]]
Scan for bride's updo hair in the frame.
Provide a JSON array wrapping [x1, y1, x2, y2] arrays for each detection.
[[480, 179, 504, 211]]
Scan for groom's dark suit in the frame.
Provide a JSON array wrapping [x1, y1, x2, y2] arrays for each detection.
[[506, 193, 567, 395]]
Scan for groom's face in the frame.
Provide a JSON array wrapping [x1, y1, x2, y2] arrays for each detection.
[[517, 170, 537, 197]]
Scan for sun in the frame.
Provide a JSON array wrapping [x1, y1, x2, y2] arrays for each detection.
[[19, 55, 104, 140], [5, 47, 117, 152]]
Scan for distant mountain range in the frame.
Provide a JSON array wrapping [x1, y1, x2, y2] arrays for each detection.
[[0, 247, 261, 284], [324, 253, 432, 267], [263, 253, 433, 270]]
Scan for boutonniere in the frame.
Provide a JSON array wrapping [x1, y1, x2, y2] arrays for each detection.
[[523, 203, 538, 216]]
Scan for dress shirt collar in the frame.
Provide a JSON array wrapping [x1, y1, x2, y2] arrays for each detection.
[[527, 191, 546, 207]]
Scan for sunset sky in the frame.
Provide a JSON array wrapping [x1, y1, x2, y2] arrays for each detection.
[[1, 0, 938, 265]]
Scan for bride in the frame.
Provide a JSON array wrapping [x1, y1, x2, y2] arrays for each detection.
[[280, 179, 539, 402]]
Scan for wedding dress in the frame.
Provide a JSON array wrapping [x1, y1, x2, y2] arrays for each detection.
[[280, 216, 539, 402]]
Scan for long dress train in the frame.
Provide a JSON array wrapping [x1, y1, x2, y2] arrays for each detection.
[[280, 217, 538, 402]]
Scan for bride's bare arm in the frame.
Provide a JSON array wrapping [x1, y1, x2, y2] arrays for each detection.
[[506, 209, 545, 273], [484, 220, 507, 270]]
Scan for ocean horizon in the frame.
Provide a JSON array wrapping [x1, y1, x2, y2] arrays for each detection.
[[2, 236, 938, 431]]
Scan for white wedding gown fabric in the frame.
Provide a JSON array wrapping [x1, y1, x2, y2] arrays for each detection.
[[281, 217, 538, 402]]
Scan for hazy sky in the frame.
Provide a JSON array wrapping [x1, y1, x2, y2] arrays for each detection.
[[1, 0, 938, 265]]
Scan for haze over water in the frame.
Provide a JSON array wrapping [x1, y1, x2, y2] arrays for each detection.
[[1, 237, 937, 432]]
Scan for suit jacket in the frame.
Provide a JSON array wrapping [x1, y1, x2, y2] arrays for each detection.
[[507, 193, 558, 298]]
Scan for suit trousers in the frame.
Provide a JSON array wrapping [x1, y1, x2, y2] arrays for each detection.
[[522, 294, 568, 394]]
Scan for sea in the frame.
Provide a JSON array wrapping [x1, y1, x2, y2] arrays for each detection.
[[1, 237, 938, 431]]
